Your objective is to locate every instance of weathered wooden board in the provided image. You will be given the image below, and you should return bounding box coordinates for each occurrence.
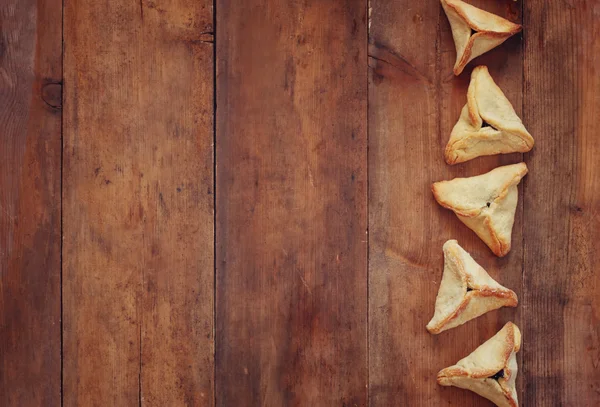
[0,0,62,405]
[215,0,368,405]
[522,1,600,405]
[63,0,214,405]
[368,0,524,405]
[3,0,599,405]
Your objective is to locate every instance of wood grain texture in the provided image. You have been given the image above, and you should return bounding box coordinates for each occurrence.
[523,1,600,405]
[215,0,367,405]
[63,0,214,405]
[0,0,62,405]
[3,0,598,405]
[368,0,523,405]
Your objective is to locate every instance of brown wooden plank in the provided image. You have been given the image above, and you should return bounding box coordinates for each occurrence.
[215,0,367,405]
[522,1,600,405]
[63,0,214,405]
[368,0,524,405]
[0,0,62,405]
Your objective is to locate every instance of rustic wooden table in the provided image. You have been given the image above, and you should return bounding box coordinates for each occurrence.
[1,0,598,405]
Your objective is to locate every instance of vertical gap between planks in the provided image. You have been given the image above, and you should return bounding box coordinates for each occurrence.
[365,0,370,405]
[520,0,526,401]
[212,0,217,405]
[60,0,65,404]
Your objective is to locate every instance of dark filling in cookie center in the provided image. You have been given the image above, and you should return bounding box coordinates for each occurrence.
[489,370,505,381]
[470,28,477,37]
[486,202,491,207]
[466,287,473,292]
[481,120,496,129]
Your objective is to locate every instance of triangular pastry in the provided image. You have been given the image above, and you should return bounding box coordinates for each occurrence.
[441,0,522,75]
[445,66,534,165]
[432,163,527,257]
[427,240,517,334]
[438,322,521,407]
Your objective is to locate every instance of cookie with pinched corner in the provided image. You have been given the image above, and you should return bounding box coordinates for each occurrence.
[441,0,522,75]
[432,163,528,257]
[438,322,521,407]
[445,66,534,165]
[426,240,517,334]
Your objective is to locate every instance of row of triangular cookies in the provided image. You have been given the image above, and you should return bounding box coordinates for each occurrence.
[436,0,532,258]
[437,0,532,257]
[428,241,521,407]
[441,0,533,167]
[427,1,529,406]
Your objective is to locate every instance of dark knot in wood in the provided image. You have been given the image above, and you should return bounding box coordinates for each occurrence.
[41,83,62,109]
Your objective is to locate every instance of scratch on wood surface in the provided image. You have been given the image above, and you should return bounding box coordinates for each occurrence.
[260,337,279,407]
[383,247,429,270]
[368,3,372,34]
[158,192,169,216]
[181,32,214,48]
[197,32,215,44]
[368,43,433,85]
[308,166,315,188]
[139,0,143,21]
[295,269,312,295]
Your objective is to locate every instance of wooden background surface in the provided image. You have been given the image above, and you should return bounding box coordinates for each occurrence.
[1,0,598,405]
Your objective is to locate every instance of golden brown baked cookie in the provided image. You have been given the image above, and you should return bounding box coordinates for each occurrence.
[432,163,528,257]
[438,322,521,407]
[441,0,522,75]
[445,66,534,165]
[427,240,517,334]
